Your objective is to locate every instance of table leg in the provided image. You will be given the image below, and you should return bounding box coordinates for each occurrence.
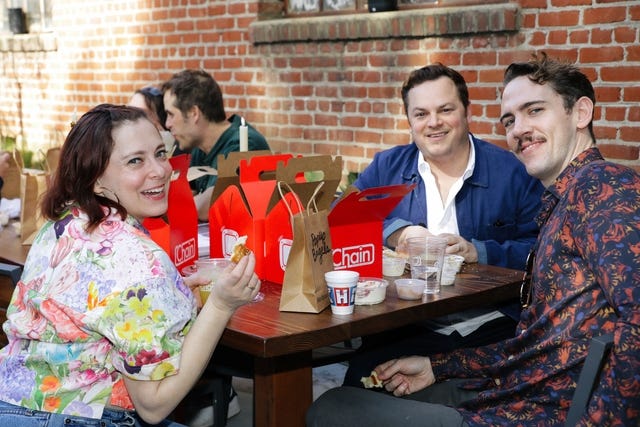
[253,351,313,427]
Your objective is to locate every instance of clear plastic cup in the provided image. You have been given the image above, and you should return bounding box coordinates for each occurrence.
[194,258,231,303]
[405,236,447,294]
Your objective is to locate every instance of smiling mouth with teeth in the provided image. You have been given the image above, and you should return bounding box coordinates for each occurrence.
[143,187,165,196]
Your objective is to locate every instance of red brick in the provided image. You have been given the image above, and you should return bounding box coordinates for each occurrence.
[579,46,624,63]
[601,66,640,82]
[604,107,627,121]
[368,87,398,99]
[355,130,382,144]
[584,6,627,24]
[339,143,367,158]
[342,117,366,128]
[468,87,497,102]
[358,102,373,114]
[628,45,640,62]
[599,143,640,159]
[529,31,546,46]
[469,121,494,135]
[551,0,591,5]
[614,26,638,43]
[591,28,613,44]
[328,129,355,143]
[478,69,505,84]
[429,52,462,66]
[538,11,580,27]
[367,116,396,130]
[594,126,618,140]
[620,128,640,144]
[462,52,497,66]
[548,30,568,45]
[315,114,338,127]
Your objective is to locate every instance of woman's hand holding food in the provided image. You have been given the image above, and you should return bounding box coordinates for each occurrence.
[375,356,436,397]
[208,252,261,313]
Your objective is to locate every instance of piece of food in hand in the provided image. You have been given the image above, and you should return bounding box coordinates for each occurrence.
[361,370,383,389]
[230,235,251,263]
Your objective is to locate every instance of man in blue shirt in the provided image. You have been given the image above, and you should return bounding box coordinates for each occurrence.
[343,64,544,387]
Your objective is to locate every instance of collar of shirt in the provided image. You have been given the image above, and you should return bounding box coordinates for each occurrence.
[536,147,604,229]
[417,134,476,235]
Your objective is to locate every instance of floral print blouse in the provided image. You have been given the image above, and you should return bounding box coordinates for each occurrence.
[0,207,197,419]
[431,148,640,426]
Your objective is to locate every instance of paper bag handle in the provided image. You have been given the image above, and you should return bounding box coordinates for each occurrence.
[277,181,303,219]
[306,181,325,213]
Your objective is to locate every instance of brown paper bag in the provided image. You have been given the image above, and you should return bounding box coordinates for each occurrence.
[43,147,61,177]
[20,170,49,244]
[14,148,58,244]
[279,182,333,313]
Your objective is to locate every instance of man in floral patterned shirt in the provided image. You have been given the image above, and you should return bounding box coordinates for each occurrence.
[307,53,639,426]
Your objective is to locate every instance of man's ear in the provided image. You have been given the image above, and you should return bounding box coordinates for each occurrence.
[189,105,201,123]
[575,96,594,131]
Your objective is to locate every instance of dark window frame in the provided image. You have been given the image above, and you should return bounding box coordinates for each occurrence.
[285,0,508,18]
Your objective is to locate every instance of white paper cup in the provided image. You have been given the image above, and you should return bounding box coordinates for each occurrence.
[441,255,465,286]
[325,270,359,315]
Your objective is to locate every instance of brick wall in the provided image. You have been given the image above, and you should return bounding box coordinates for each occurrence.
[0,0,638,177]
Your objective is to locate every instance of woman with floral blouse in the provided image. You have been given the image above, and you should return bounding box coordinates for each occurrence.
[0,104,261,426]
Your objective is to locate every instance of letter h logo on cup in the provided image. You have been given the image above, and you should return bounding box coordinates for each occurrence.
[325,270,359,315]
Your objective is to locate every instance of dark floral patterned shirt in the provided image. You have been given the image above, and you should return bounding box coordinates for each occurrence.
[431,148,640,426]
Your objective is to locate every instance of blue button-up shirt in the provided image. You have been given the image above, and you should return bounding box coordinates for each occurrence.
[354,135,544,270]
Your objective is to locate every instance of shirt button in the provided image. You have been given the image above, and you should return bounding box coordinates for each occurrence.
[494,378,501,386]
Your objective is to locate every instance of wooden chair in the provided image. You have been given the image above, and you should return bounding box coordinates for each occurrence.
[565,333,615,427]
[0,262,22,347]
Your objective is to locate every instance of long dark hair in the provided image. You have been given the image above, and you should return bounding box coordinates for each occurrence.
[41,104,148,231]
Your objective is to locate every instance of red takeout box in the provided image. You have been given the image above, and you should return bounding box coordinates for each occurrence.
[143,154,199,271]
[208,152,342,283]
[328,184,415,278]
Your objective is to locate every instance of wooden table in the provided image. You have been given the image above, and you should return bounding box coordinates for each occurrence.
[0,223,30,266]
[0,227,521,426]
[0,224,29,346]
[221,264,522,427]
